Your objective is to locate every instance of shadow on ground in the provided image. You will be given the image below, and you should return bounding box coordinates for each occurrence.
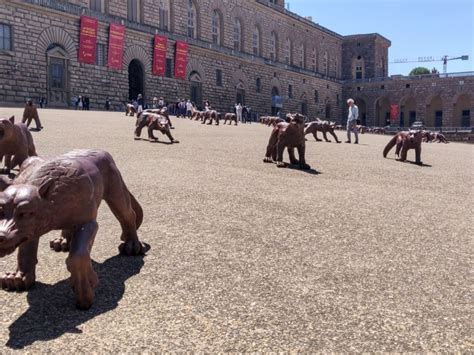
[287,165,321,175]
[384,157,432,167]
[6,255,146,349]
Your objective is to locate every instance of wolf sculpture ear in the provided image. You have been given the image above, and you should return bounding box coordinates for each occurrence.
[9,116,15,124]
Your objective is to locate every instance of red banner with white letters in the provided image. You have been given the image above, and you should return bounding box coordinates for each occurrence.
[153,35,167,76]
[390,104,399,121]
[174,41,188,80]
[78,16,98,64]
[107,23,125,70]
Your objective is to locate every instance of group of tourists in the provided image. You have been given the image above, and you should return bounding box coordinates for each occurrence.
[233,103,253,123]
[74,95,91,110]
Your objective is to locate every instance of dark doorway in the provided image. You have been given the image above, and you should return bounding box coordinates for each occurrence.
[409,111,417,126]
[461,110,470,127]
[189,71,203,109]
[191,82,202,108]
[325,104,331,119]
[128,59,144,101]
[236,89,246,106]
[301,101,308,116]
[435,110,443,127]
[400,112,405,127]
[47,44,69,107]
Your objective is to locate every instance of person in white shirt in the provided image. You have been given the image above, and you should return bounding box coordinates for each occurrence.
[158,97,165,109]
[186,100,193,118]
[235,103,243,122]
[346,98,359,144]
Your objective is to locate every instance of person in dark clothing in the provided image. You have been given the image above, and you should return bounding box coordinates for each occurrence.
[242,106,248,124]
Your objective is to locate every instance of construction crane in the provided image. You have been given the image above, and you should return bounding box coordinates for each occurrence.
[390,55,469,74]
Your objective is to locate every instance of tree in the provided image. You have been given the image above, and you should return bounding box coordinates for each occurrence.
[409,67,431,76]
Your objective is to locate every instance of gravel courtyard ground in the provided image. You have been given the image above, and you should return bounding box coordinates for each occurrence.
[0,108,472,352]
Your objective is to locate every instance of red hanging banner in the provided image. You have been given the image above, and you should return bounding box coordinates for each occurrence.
[78,16,98,64]
[390,104,399,121]
[174,41,188,80]
[153,35,168,76]
[107,23,125,70]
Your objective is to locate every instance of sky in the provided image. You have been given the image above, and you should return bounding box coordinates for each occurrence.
[287,0,474,75]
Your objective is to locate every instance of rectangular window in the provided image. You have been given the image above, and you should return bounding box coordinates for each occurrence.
[165,58,173,78]
[159,9,169,31]
[96,43,106,66]
[288,85,293,99]
[0,24,12,51]
[90,0,104,12]
[216,69,222,87]
[128,0,141,22]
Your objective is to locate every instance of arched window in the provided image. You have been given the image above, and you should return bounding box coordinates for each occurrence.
[187,0,197,39]
[159,0,170,31]
[311,47,317,72]
[270,31,278,61]
[314,89,319,103]
[299,43,305,68]
[285,38,291,65]
[127,0,141,22]
[90,0,105,12]
[211,10,223,45]
[256,78,261,93]
[233,18,242,51]
[252,26,261,56]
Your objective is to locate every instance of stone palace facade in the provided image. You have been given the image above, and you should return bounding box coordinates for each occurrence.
[0,0,472,127]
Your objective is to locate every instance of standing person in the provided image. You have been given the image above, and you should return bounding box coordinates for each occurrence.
[247,106,252,124]
[178,99,184,117]
[175,99,180,116]
[105,97,111,111]
[346,98,359,144]
[242,105,248,124]
[181,99,187,117]
[186,99,193,118]
[152,97,159,109]
[204,100,210,112]
[235,103,243,123]
[78,96,83,110]
[22,98,43,131]
[158,97,165,109]
[137,94,144,114]
[39,96,45,109]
